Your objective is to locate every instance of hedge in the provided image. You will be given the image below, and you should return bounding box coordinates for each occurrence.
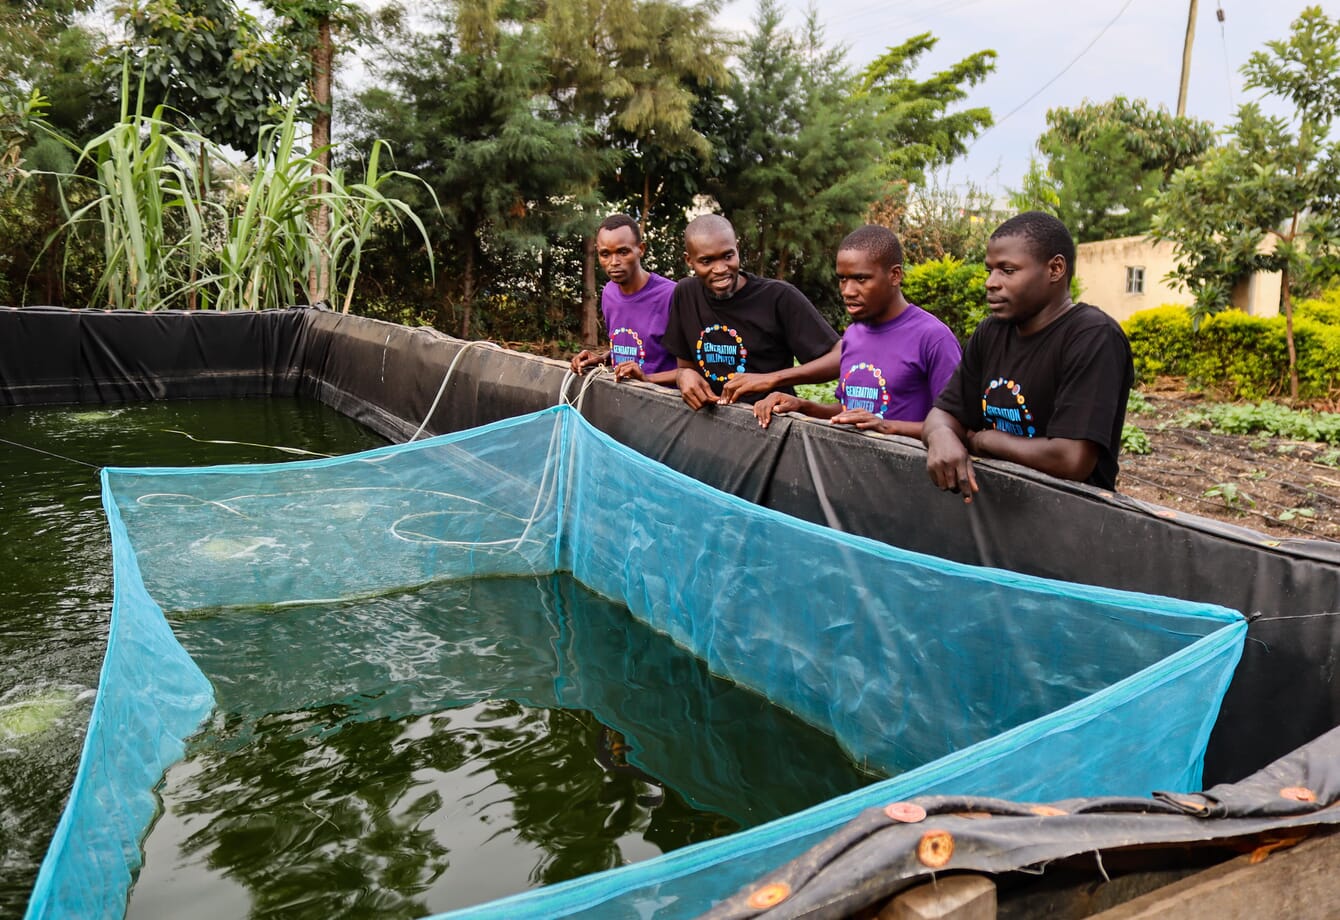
[902,256,988,341]
[1123,305,1195,381]
[1123,304,1340,399]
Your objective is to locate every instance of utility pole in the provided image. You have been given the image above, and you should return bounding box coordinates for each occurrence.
[1177,0,1199,116]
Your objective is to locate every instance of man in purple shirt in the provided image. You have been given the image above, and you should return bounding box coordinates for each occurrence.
[570,214,678,385]
[753,225,961,438]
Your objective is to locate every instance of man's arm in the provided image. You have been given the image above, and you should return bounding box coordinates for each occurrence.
[570,349,608,375]
[967,429,1099,482]
[752,391,841,428]
[832,408,925,438]
[613,362,680,387]
[923,407,977,503]
[674,359,719,410]
[719,341,841,405]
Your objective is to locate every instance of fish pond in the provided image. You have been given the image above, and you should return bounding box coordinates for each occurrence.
[0,399,387,915]
[0,399,878,919]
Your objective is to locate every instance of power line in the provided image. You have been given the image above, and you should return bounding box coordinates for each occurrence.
[976,0,1140,138]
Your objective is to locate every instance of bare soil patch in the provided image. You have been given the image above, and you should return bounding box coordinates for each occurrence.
[1119,387,1340,543]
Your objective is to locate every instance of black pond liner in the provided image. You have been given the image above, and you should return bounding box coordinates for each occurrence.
[4,304,1339,915]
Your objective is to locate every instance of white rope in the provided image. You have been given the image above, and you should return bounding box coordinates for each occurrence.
[409,340,502,442]
[558,364,608,411]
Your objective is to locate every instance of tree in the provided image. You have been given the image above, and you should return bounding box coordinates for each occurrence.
[856,33,995,185]
[1011,96,1215,243]
[115,0,307,153]
[1150,6,1340,400]
[707,0,885,318]
[0,89,66,304]
[0,0,118,144]
[346,2,595,337]
[114,0,310,307]
[868,177,997,266]
[267,0,370,305]
[707,1,997,320]
[0,1,116,304]
[542,0,731,345]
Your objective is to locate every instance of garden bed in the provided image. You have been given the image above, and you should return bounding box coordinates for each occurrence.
[1121,385,1340,542]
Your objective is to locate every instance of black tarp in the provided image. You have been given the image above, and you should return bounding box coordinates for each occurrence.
[700,724,1340,920]
[3,305,1338,789]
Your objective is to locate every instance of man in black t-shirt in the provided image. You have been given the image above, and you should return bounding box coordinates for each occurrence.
[661,214,840,409]
[923,211,1134,496]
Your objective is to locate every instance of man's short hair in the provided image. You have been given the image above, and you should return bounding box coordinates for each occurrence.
[991,211,1075,281]
[598,213,642,243]
[684,213,735,244]
[838,225,903,270]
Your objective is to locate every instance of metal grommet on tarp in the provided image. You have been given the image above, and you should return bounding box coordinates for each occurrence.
[885,802,927,823]
[1280,786,1317,803]
[916,830,955,868]
[745,881,791,910]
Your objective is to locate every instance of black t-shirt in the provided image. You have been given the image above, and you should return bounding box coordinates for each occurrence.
[934,303,1134,490]
[662,272,840,402]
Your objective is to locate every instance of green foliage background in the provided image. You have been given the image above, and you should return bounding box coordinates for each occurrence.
[0,0,1002,344]
[1123,302,1340,401]
[901,256,987,341]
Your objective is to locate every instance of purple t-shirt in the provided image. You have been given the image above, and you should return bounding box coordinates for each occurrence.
[836,304,962,421]
[602,272,676,375]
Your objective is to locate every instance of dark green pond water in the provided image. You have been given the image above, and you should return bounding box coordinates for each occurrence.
[0,399,387,917]
[127,575,877,919]
[1,399,879,919]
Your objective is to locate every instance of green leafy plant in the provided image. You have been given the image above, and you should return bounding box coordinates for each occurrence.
[1203,482,1254,509]
[1148,7,1340,398]
[1123,304,1340,399]
[793,382,839,405]
[214,100,434,312]
[1296,288,1340,326]
[44,66,433,312]
[1176,401,1340,445]
[1010,96,1215,244]
[1126,389,1152,415]
[54,68,213,310]
[1121,422,1151,455]
[1279,506,1316,522]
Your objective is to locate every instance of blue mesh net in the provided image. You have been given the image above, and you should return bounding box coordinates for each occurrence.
[26,406,1245,919]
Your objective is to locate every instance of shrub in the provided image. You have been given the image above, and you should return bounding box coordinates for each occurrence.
[794,381,838,405]
[902,256,988,341]
[1189,312,1340,400]
[1187,311,1288,398]
[1122,302,1340,399]
[1122,305,1194,383]
[1296,287,1340,326]
[1293,319,1340,399]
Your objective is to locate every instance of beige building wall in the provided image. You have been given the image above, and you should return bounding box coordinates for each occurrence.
[1075,235,1280,324]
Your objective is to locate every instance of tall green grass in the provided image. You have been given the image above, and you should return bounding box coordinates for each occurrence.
[59,68,212,310]
[50,68,433,312]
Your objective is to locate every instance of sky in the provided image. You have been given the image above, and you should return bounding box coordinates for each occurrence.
[716,0,1327,199]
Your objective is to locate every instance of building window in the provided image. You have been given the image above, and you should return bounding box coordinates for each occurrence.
[1125,266,1145,295]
